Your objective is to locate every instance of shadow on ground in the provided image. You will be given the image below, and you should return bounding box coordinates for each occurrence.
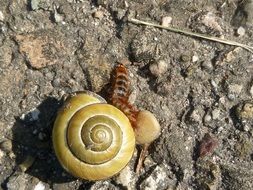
[11,97,77,183]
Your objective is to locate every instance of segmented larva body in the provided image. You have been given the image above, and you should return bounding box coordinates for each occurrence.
[110,64,139,127]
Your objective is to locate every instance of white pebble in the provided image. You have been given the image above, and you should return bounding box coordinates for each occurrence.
[34,182,45,190]
[249,84,253,97]
[192,55,199,62]
[212,109,220,120]
[149,60,168,77]
[0,11,4,21]
[115,166,135,189]
[204,114,212,123]
[228,84,243,95]
[237,26,245,37]
[161,16,172,27]
[20,114,26,120]
[0,149,4,163]
[210,80,218,89]
[243,125,250,132]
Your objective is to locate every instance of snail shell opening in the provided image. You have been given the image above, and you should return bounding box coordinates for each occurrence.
[53,91,135,181]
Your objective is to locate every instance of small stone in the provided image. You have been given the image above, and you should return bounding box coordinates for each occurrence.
[180,54,191,62]
[30,0,39,10]
[21,108,40,122]
[7,173,28,190]
[90,181,117,190]
[210,80,218,90]
[0,139,12,153]
[9,152,15,159]
[199,133,218,158]
[202,12,223,34]
[201,61,213,72]
[0,11,4,21]
[192,55,199,62]
[243,124,250,132]
[54,11,64,23]
[30,109,40,121]
[38,132,46,141]
[236,101,253,120]
[227,94,235,101]
[204,114,212,123]
[140,165,169,190]
[228,84,243,99]
[161,16,172,27]
[237,26,246,36]
[93,10,104,19]
[0,149,4,162]
[212,109,220,120]
[229,84,243,94]
[191,109,201,123]
[249,83,253,97]
[115,166,135,189]
[34,182,45,190]
[149,60,168,77]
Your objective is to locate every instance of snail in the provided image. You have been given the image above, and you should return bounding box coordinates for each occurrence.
[53,63,161,180]
[53,91,135,181]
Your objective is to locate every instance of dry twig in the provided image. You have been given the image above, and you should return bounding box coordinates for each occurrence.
[128,18,253,53]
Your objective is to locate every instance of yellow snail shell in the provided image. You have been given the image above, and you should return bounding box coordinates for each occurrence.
[53,91,135,181]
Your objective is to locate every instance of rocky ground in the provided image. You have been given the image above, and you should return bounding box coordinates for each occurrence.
[0,0,253,189]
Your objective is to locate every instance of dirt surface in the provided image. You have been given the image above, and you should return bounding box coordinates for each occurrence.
[0,0,253,189]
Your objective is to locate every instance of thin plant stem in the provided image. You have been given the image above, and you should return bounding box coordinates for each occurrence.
[135,143,150,174]
[129,18,253,53]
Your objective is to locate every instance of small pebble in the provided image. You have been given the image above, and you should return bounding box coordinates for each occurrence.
[161,16,172,27]
[0,11,4,21]
[210,80,218,90]
[201,61,213,72]
[191,109,201,123]
[180,54,191,62]
[199,133,218,158]
[249,83,253,97]
[243,125,250,132]
[115,166,135,189]
[30,0,39,10]
[54,7,64,23]
[192,55,199,62]
[149,60,168,77]
[34,182,45,190]
[38,132,46,141]
[228,84,243,96]
[140,165,168,190]
[204,114,212,123]
[237,26,246,36]
[237,102,253,120]
[93,10,104,19]
[0,139,12,153]
[31,109,40,121]
[0,149,4,162]
[7,173,27,190]
[212,109,220,120]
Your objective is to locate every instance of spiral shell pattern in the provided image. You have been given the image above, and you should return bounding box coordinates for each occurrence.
[53,91,135,181]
